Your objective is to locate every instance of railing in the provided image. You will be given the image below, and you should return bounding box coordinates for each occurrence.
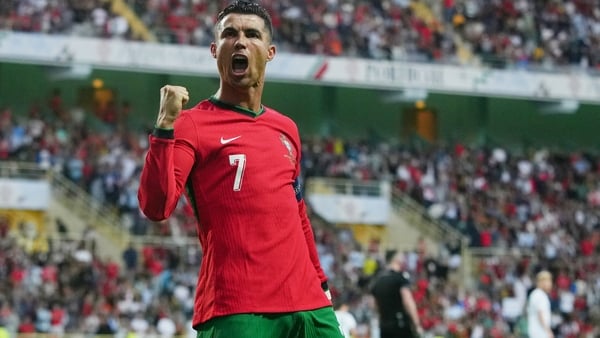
[304,177,390,197]
[305,176,474,286]
[467,246,537,268]
[0,161,48,179]
[304,176,468,244]
[390,187,473,286]
[49,167,128,245]
[49,166,200,248]
[107,0,157,42]
[0,161,129,245]
[0,161,202,251]
[391,188,466,243]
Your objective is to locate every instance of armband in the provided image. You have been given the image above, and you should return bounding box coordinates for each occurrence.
[293,177,303,202]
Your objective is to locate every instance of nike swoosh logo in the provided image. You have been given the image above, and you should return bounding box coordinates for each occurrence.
[220,135,242,144]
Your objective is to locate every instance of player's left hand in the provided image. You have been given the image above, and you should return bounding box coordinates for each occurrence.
[322,281,332,301]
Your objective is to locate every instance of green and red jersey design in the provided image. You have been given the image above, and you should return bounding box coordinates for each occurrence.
[138,98,330,327]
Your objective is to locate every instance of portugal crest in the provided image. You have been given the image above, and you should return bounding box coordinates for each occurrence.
[279,134,296,165]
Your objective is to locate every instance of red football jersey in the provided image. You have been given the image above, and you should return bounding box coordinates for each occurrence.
[138,98,330,326]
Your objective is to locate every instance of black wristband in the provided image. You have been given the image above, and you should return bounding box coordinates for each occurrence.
[152,127,174,139]
[321,281,329,291]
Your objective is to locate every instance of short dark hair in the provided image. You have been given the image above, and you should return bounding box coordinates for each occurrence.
[216,0,273,39]
[385,249,398,264]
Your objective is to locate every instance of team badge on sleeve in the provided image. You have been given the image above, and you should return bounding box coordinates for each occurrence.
[279,134,296,165]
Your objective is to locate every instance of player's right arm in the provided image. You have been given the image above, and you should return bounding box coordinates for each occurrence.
[138,85,195,221]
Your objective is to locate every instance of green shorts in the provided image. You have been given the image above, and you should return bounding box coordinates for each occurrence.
[195,306,344,338]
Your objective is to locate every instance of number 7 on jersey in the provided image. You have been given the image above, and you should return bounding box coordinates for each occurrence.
[228,154,246,191]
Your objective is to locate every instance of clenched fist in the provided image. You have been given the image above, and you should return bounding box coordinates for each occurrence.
[156,85,190,129]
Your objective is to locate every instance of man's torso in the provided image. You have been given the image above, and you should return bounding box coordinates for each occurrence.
[174,99,329,325]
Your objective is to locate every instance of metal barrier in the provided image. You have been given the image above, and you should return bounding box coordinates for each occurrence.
[0,161,48,179]
[0,161,128,248]
[305,176,473,287]
[0,161,199,251]
[390,187,472,287]
[390,188,466,243]
[49,168,128,246]
[304,177,390,197]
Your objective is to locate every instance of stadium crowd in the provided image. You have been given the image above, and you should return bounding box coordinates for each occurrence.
[1,0,600,336]
[1,0,600,69]
[1,88,600,337]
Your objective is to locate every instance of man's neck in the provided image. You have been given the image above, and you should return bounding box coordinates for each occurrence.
[388,264,401,272]
[214,86,263,113]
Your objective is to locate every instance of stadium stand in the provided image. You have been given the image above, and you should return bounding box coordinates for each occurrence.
[1,1,600,337]
[1,94,599,336]
[1,0,600,68]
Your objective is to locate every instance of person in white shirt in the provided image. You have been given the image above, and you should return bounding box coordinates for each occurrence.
[527,270,554,338]
[334,301,357,338]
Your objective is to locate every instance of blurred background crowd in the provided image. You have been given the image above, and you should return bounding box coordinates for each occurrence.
[1,89,600,337]
[1,1,600,338]
[1,0,600,69]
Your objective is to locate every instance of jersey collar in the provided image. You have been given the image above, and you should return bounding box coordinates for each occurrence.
[209,96,266,118]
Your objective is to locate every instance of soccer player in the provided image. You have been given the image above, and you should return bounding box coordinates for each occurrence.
[137,1,343,337]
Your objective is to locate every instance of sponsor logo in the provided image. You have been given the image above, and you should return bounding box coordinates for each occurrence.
[220,135,242,144]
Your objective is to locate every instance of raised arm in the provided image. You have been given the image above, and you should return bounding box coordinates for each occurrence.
[137,85,195,221]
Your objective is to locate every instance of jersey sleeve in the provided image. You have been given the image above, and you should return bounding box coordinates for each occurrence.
[297,196,328,284]
[292,135,328,285]
[138,113,197,221]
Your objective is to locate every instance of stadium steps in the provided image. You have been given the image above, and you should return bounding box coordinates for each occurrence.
[390,189,472,285]
[410,0,437,26]
[305,177,472,285]
[47,170,130,262]
[390,188,466,245]
[0,162,128,262]
[105,0,157,42]
[386,200,434,252]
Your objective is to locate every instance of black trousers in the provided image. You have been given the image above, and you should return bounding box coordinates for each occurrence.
[380,326,417,338]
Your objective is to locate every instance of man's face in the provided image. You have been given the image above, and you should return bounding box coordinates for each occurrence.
[211,13,276,89]
[541,277,553,293]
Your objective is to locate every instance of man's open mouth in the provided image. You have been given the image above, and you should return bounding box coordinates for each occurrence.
[232,55,248,74]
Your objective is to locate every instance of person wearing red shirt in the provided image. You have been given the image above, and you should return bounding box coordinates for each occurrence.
[556,270,571,290]
[17,316,36,334]
[579,236,594,256]
[137,1,340,337]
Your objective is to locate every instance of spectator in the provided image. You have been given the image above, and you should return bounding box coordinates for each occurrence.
[334,300,358,338]
[3,0,600,68]
[527,270,554,338]
[122,241,138,273]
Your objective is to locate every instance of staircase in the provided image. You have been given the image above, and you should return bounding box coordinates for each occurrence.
[104,0,157,42]
[305,176,473,287]
[0,161,130,262]
[49,167,200,251]
[48,169,130,261]
[410,0,437,26]
[391,188,472,287]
